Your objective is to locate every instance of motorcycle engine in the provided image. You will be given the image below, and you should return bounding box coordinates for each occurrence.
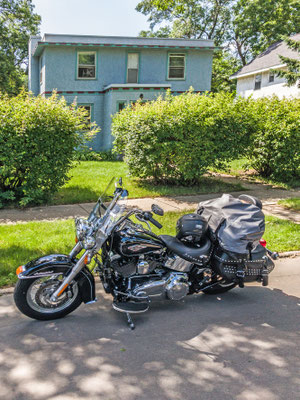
[110,254,190,301]
[132,272,189,301]
[110,254,158,278]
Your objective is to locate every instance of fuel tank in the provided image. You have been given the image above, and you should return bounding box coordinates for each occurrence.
[113,227,164,256]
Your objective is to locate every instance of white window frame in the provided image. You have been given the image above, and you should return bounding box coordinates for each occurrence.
[127,53,139,84]
[77,51,96,80]
[168,53,186,80]
[39,56,43,85]
[269,71,275,83]
[254,74,262,90]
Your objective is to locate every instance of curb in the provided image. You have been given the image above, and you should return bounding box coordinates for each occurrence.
[278,250,300,258]
[1,251,299,296]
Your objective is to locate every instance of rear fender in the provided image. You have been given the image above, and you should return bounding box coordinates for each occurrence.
[18,254,96,303]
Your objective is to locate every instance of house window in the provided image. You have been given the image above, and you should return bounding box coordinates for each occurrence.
[127,53,139,83]
[117,101,126,112]
[77,52,96,79]
[79,105,92,125]
[40,56,43,84]
[269,71,275,83]
[254,74,262,90]
[168,53,185,79]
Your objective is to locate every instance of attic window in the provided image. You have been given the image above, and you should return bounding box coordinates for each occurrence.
[254,74,261,90]
[77,52,96,79]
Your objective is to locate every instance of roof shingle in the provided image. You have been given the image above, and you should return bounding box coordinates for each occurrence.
[231,33,300,78]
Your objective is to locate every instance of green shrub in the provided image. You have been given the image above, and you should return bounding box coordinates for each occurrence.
[0,92,98,207]
[247,96,300,183]
[112,91,254,184]
[74,146,119,162]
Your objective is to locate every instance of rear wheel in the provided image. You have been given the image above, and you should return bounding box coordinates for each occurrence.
[14,275,82,320]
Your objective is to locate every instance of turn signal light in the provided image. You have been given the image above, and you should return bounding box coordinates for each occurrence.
[260,239,267,247]
[75,237,78,243]
[84,254,90,265]
[16,266,25,276]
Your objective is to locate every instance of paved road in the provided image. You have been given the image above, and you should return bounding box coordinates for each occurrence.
[0,257,299,400]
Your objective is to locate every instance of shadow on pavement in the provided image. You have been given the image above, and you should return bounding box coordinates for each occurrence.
[0,283,299,400]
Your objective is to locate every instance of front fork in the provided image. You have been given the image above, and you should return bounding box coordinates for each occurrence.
[50,242,89,301]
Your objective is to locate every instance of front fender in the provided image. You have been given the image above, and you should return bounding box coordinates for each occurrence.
[18,254,96,304]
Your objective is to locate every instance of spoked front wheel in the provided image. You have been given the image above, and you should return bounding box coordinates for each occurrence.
[14,275,82,320]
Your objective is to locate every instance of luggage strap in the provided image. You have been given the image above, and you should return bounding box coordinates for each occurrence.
[236,261,246,288]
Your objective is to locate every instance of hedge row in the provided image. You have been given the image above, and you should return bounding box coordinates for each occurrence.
[0,92,97,207]
[112,92,300,184]
[247,96,299,182]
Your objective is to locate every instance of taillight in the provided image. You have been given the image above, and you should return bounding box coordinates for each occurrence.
[260,239,267,247]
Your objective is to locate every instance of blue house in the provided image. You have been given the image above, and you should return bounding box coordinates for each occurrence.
[28,34,216,150]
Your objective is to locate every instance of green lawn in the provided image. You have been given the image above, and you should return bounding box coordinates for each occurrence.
[278,198,300,212]
[52,161,244,205]
[211,158,248,175]
[213,158,300,189]
[1,213,299,288]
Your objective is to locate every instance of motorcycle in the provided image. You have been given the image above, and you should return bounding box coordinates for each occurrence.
[14,178,278,329]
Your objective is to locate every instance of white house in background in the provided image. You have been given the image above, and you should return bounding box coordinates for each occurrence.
[230,33,300,99]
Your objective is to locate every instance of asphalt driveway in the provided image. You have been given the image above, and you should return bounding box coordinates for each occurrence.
[0,257,299,400]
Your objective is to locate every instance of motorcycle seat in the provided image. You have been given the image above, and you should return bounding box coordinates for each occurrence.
[159,235,212,265]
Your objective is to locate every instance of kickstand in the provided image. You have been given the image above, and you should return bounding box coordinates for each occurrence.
[126,313,135,330]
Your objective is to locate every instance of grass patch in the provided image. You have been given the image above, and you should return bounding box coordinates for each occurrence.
[211,158,300,189]
[278,198,300,212]
[211,158,248,175]
[52,161,244,205]
[1,213,299,288]
[263,216,300,252]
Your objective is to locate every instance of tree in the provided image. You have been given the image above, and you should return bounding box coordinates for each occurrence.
[232,0,300,65]
[136,0,300,65]
[0,0,41,95]
[136,0,233,46]
[273,36,300,86]
[211,51,241,93]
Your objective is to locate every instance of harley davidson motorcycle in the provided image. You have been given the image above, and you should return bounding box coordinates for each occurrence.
[14,178,278,329]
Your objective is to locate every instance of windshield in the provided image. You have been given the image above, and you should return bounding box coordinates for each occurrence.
[96,178,128,236]
[98,177,116,204]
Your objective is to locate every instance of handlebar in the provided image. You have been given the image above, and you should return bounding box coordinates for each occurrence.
[143,212,162,229]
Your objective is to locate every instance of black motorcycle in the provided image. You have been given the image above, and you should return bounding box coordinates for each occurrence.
[14,178,278,329]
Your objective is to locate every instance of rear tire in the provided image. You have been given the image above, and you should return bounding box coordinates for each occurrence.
[14,277,82,321]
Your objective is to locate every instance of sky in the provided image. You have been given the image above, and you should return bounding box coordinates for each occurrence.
[31,0,150,37]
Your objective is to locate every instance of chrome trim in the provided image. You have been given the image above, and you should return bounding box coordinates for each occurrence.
[69,242,83,258]
[112,302,149,314]
[86,299,98,305]
[18,272,62,280]
[50,251,89,301]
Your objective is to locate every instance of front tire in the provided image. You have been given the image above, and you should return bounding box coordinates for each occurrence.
[14,276,82,320]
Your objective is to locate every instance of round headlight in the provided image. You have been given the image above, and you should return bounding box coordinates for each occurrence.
[82,235,96,249]
[75,218,91,240]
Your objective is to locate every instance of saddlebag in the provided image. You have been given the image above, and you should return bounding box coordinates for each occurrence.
[211,244,275,287]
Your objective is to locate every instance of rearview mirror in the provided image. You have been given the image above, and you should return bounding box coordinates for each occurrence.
[115,177,123,188]
[151,204,164,216]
